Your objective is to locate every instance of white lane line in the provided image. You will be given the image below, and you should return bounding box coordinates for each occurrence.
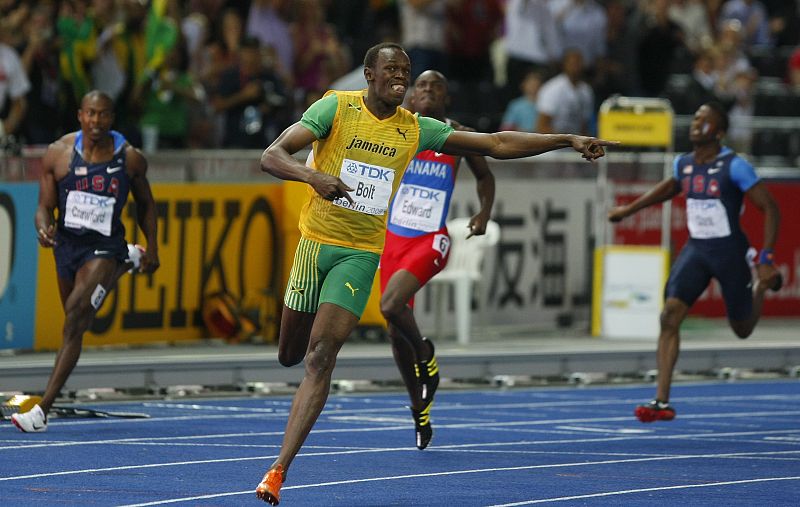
[3,423,800,452]
[40,392,800,421]
[2,394,799,432]
[115,453,800,507]
[485,476,800,506]
[2,443,798,484]
[3,405,800,434]
[555,426,651,434]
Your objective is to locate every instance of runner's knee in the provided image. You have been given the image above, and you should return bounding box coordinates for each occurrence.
[304,340,340,379]
[659,305,683,332]
[379,292,405,321]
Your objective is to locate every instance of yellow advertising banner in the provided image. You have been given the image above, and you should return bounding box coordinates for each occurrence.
[34,183,284,350]
[598,110,673,147]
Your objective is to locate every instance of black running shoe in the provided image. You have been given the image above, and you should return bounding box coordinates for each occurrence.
[635,399,676,423]
[417,338,439,405]
[411,401,433,450]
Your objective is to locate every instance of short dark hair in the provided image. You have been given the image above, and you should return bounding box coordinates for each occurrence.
[363,42,405,69]
[704,101,729,133]
[80,90,114,109]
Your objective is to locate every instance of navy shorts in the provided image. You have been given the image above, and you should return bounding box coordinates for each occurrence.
[53,232,128,280]
[665,239,753,321]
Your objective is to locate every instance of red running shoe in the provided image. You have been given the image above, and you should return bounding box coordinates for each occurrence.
[635,400,676,422]
[256,465,284,505]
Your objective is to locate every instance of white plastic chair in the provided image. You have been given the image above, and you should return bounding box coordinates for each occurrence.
[428,218,501,345]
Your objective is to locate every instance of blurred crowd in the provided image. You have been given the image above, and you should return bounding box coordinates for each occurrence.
[1,0,799,155]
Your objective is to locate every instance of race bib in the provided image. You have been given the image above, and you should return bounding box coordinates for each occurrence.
[686,198,731,239]
[432,233,450,257]
[333,158,394,215]
[389,182,447,232]
[64,190,116,236]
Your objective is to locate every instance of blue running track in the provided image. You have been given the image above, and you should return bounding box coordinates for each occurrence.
[2,380,799,506]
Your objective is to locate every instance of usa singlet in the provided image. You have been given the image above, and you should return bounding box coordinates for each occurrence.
[57,130,130,242]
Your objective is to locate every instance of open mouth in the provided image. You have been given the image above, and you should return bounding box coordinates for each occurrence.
[390,83,407,95]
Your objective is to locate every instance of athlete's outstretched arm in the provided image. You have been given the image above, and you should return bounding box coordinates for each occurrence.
[260,122,354,204]
[440,130,617,161]
[608,178,681,222]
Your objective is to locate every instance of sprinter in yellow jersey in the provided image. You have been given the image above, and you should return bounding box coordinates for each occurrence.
[255,42,618,505]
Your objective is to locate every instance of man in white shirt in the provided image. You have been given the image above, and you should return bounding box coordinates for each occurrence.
[550,0,607,71]
[0,41,31,142]
[504,0,563,92]
[535,48,594,135]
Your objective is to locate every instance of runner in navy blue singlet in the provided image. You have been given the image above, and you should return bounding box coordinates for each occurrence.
[607,102,782,424]
[11,91,160,433]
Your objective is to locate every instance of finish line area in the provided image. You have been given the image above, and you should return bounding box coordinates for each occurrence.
[2,380,799,506]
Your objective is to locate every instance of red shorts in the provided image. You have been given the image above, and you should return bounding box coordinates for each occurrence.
[380,227,451,307]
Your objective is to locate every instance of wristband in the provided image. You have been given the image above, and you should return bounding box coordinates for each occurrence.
[758,248,774,265]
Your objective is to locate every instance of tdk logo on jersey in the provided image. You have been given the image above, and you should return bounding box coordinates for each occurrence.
[401,186,441,201]
[70,193,113,207]
[688,199,719,210]
[345,160,394,182]
[406,159,448,179]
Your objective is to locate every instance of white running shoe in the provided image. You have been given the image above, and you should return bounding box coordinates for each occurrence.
[11,404,48,432]
[127,244,145,273]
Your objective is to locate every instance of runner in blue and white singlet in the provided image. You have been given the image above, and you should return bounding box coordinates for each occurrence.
[607,102,782,424]
[11,91,159,434]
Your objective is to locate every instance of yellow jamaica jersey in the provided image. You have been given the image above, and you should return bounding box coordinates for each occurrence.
[298,90,453,253]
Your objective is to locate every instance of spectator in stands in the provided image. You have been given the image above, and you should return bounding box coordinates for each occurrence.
[0,27,31,146]
[398,0,448,80]
[201,8,245,90]
[445,0,503,84]
[179,7,210,79]
[290,0,349,108]
[713,20,754,103]
[636,0,686,97]
[503,0,563,93]
[684,49,726,114]
[0,0,30,53]
[536,48,593,136]
[550,0,607,73]
[210,37,287,149]
[500,70,542,132]
[668,0,713,55]
[139,40,205,149]
[246,0,294,86]
[592,0,635,104]
[764,0,800,46]
[20,2,60,145]
[91,0,125,103]
[719,0,772,48]
[727,69,757,154]
[57,0,98,133]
